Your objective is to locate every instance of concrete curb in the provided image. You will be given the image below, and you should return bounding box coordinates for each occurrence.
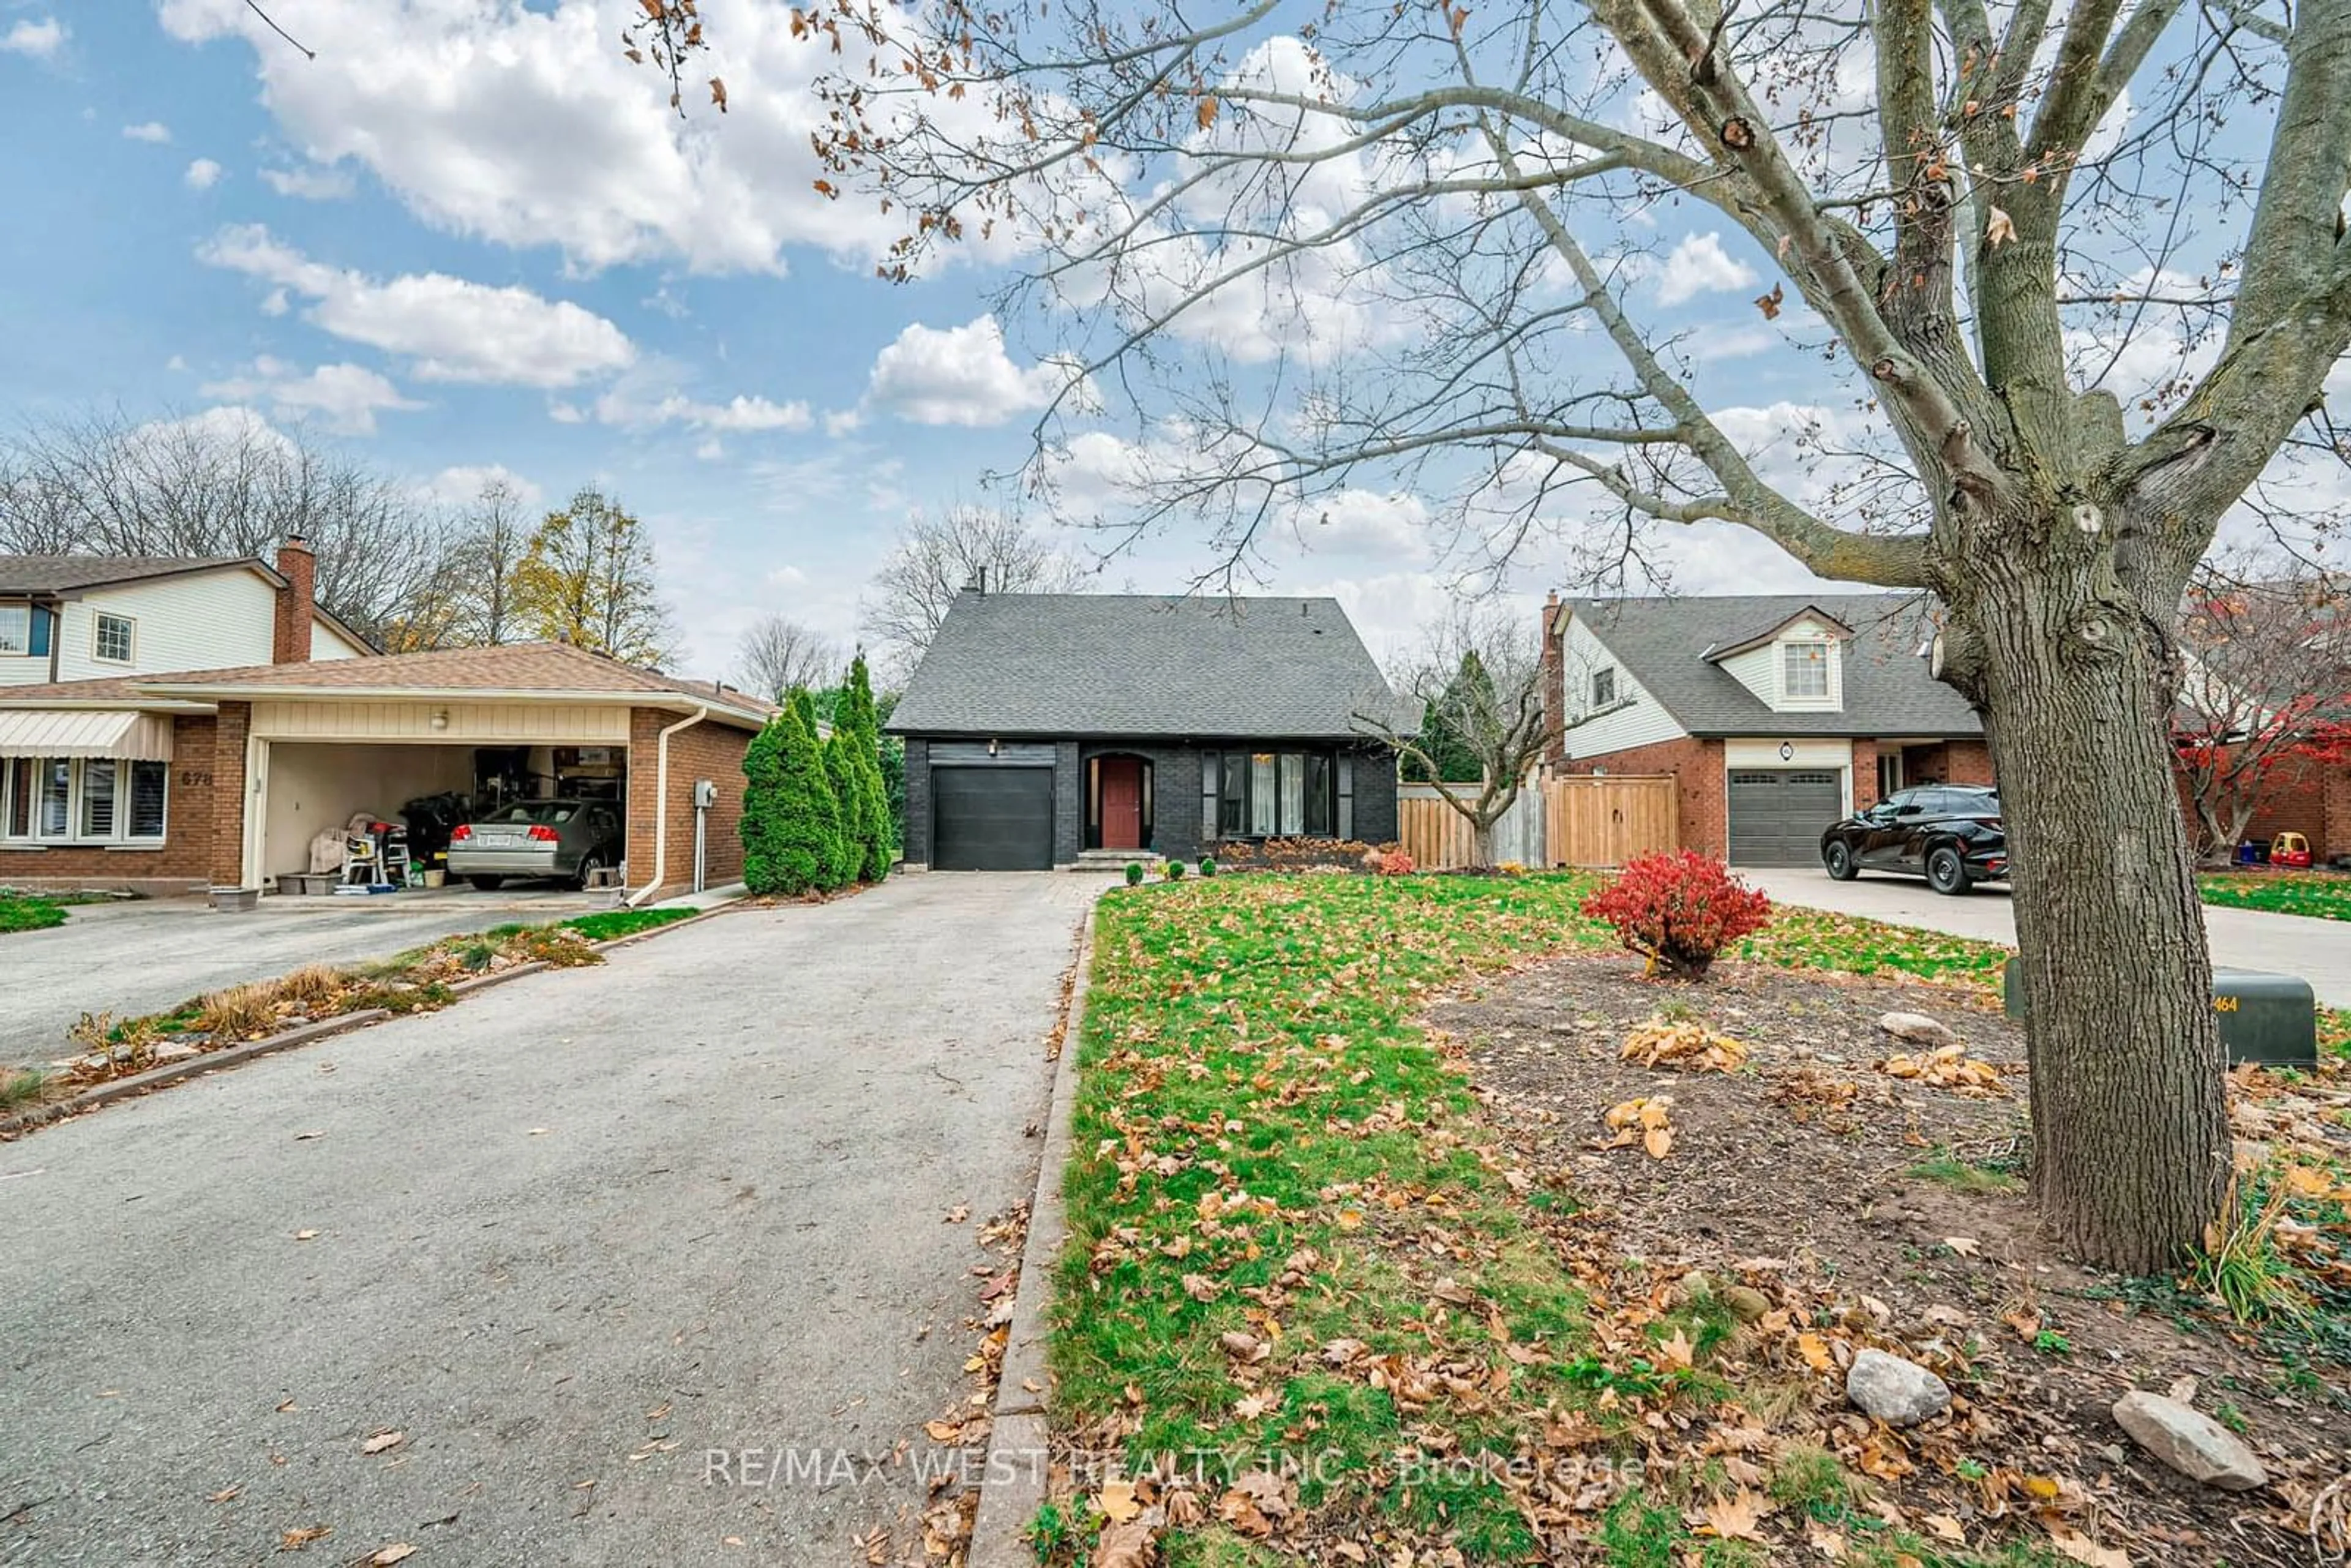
[968,906,1097,1568]
[0,898,748,1140]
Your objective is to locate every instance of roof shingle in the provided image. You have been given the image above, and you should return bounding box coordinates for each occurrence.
[0,555,264,593]
[1569,593,1981,737]
[887,593,1408,738]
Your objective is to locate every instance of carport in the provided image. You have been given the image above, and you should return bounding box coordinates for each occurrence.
[133,642,771,902]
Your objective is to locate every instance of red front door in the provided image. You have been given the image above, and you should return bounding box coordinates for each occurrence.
[1100,757,1144,850]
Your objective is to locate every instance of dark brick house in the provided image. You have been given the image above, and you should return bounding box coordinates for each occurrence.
[888,593,1411,869]
[1541,592,1993,866]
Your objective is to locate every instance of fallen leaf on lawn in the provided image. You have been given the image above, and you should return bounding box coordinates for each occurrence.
[979,1272,1018,1301]
[1796,1333,1836,1373]
[1095,1517,1156,1567]
[1098,1479,1142,1523]
[924,1420,964,1443]
[1217,1493,1273,1539]
[280,1525,331,1550]
[2004,1309,2042,1340]
[1925,1513,1967,1543]
[361,1430,404,1455]
[1335,1207,1363,1231]
[2165,1375,2197,1406]
[1807,1521,1847,1559]
[1942,1236,1979,1257]
[2047,1528,2130,1567]
[1697,1488,1768,1540]
[1644,1122,1674,1160]
[1181,1274,1220,1303]
[208,1487,239,1503]
[293,1230,319,1242]
[1659,1328,1695,1370]
[1219,1330,1262,1360]
[366,1547,416,1566]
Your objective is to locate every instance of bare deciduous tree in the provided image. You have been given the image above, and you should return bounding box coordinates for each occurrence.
[448,477,532,647]
[861,505,1084,668]
[2175,556,2351,866]
[1354,607,1550,867]
[734,614,843,702]
[646,0,2351,1268]
[0,408,457,650]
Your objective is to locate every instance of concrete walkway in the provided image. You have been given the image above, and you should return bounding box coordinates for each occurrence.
[0,872,1096,1566]
[1744,869,2351,1009]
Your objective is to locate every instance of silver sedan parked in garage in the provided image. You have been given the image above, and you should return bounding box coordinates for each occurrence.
[446,800,624,890]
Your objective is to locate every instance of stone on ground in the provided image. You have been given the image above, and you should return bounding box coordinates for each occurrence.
[1845,1348,1951,1427]
[1876,1011,1958,1046]
[2112,1392,2268,1491]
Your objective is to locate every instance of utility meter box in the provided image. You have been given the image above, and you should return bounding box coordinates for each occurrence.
[2001,960,2316,1067]
[692,779,718,808]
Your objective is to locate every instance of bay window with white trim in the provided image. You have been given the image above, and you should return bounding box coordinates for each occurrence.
[0,757,170,845]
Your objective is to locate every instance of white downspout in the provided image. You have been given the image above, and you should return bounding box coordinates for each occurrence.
[626,704,708,907]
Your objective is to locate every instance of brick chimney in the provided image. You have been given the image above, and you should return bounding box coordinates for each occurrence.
[1539,591,1566,767]
[272,535,315,664]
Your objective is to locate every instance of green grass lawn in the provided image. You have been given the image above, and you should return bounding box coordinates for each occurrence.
[1056,873,2097,1567]
[2199,871,2351,922]
[0,893,70,936]
[558,904,699,942]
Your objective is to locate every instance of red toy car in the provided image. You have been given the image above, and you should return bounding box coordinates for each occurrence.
[2270,832,2313,869]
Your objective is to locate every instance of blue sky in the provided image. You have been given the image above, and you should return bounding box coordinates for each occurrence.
[1,0,2181,682]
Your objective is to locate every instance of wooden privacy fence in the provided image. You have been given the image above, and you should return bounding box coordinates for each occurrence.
[1395,774,1678,869]
[1543,773,1678,868]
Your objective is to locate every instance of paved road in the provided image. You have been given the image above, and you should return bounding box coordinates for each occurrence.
[2,890,607,1069]
[1745,869,2351,1008]
[0,873,1095,1566]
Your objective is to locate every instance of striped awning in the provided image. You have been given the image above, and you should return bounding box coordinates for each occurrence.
[0,709,176,760]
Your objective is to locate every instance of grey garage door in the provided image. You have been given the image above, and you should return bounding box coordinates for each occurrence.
[931,767,1054,871]
[1727,770,1845,866]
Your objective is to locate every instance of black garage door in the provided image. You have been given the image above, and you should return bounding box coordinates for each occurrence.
[1727,770,1845,866]
[931,767,1054,871]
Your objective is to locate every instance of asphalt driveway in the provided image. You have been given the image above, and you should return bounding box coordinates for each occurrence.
[2,889,609,1069]
[1744,869,2351,1009]
[0,872,1095,1566]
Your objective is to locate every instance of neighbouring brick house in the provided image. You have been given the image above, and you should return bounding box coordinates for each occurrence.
[888,592,1412,869]
[1541,592,1992,866]
[2,640,768,900]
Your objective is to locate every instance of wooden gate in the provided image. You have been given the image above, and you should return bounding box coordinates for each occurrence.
[1543,775,1678,867]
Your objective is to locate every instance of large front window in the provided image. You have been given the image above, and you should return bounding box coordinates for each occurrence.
[1215,749,1336,838]
[1,757,168,845]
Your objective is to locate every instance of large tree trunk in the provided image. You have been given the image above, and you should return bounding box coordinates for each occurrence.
[1948,552,2232,1273]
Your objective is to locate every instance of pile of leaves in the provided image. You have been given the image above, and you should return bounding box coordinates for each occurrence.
[1877,1045,2012,1097]
[1621,1016,1750,1074]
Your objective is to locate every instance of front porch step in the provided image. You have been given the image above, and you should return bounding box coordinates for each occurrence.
[1070,849,1163,873]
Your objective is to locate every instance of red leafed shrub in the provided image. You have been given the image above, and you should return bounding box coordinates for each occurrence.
[1580,852,1772,980]
[1377,850,1416,876]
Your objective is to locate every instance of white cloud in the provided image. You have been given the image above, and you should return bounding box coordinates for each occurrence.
[587,369,814,434]
[823,408,863,438]
[184,158,224,190]
[156,0,1017,276]
[198,224,636,388]
[424,463,543,507]
[122,121,173,144]
[694,437,726,462]
[865,316,1078,427]
[1654,232,1758,307]
[198,357,423,436]
[1,17,63,58]
[261,163,356,200]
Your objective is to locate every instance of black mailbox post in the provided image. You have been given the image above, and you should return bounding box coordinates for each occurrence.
[2000,961,2317,1068]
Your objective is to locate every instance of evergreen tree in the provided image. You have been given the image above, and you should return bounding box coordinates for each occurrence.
[1404,650,1493,783]
[841,655,894,880]
[738,704,842,896]
[819,729,865,890]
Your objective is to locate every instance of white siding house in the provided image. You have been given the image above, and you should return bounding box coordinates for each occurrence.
[48,569,282,683]
[1555,607,1689,758]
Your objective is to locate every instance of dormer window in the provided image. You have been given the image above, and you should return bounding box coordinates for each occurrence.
[1782,641,1830,700]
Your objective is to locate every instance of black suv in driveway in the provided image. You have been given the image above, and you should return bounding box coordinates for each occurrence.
[1819,784,2007,895]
